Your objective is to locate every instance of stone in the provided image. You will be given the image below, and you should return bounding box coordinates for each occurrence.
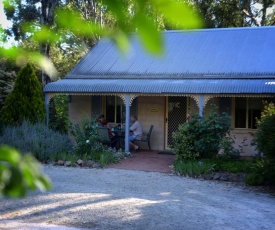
[228,174,238,182]
[42,159,48,164]
[76,159,83,166]
[92,163,102,168]
[57,160,64,166]
[213,173,221,180]
[220,174,230,181]
[65,161,72,167]
[204,173,214,180]
[83,160,95,168]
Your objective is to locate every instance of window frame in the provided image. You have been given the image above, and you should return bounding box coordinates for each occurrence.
[234,97,262,130]
[104,96,138,124]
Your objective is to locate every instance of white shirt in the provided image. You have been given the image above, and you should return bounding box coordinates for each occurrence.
[130,120,143,139]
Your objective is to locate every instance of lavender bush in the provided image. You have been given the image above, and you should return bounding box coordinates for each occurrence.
[0,120,73,161]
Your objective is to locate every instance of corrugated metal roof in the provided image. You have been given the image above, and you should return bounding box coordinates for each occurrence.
[66,27,275,79]
[44,79,275,94]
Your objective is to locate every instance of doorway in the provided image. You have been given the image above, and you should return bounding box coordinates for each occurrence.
[166,96,188,149]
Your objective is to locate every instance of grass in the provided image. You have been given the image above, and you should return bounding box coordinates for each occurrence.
[174,157,258,177]
[99,151,120,166]
[174,160,215,177]
[205,158,256,173]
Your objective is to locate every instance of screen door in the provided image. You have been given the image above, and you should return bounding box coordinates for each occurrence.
[166,96,187,148]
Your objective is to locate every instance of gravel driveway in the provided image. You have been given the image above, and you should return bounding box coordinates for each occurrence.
[0,165,275,230]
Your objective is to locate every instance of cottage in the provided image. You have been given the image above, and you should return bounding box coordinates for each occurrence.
[44,27,275,155]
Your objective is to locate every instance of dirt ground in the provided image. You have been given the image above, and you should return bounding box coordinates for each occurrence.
[0,165,275,230]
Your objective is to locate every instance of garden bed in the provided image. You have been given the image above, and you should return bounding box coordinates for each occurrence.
[173,159,275,194]
[42,150,131,169]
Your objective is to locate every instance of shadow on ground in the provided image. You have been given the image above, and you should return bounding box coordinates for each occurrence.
[0,166,275,230]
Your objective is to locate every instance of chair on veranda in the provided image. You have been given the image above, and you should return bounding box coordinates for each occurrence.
[97,127,117,147]
[134,125,154,151]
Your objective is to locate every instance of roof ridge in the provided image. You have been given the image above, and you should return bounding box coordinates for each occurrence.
[126,26,275,36]
[67,26,275,80]
[161,26,275,34]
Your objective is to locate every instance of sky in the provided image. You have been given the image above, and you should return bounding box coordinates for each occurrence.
[0,0,12,29]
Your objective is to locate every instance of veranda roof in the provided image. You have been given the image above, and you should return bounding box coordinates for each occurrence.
[44,79,275,94]
[44,26,275,95]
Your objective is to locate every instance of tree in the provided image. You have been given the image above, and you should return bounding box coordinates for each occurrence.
[3,0,58,86]
[0,58,19,110]
[192,0,275,28]
[0,70,16,111]
[0,63,45,125]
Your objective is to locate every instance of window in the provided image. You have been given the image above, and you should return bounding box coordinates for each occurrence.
[235,98,263,129]
[105,96,138,124]
[91,96,102,118]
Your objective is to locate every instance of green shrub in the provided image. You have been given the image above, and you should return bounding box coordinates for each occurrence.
[0,64,45,125]
[0,121,73,161]
[173,105,232,160]
[174,160,215,177]
[49,152,68,162]
[69,117,112,160]
[245,160,266,186]
[219,136,240,159]
[99,150,120,166]
[49,95,69,133]
[264,160,275,184]
[253,102,275,185]
[245,173,265,186]
[172,123,199,160]
[254,103,275,161]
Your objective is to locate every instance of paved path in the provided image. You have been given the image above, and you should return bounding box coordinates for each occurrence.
[0,166,275,230]
[109,151,175,173]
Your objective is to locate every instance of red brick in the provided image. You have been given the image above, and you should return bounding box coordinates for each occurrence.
[109,151,175,173]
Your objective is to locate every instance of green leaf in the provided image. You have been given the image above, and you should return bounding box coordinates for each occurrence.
[0,47,57,77]
[21,165,36,190]
[102,0,126,22]
[0,146,20,165]
[3,167,26,198]
[35,175,52,191]
[134,13,163,54]
[0,146,52,198]
[55,8,103,37]
[31,26,62,44]
[0,164,11,184]
[152,0,203,29]
[111,31,130,54]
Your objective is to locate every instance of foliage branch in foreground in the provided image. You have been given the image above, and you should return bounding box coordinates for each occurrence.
[0,145,51,198]
[0,0,202,76]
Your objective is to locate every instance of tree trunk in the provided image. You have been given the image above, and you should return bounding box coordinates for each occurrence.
[261,0,268,26]
[40,0,58,88]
